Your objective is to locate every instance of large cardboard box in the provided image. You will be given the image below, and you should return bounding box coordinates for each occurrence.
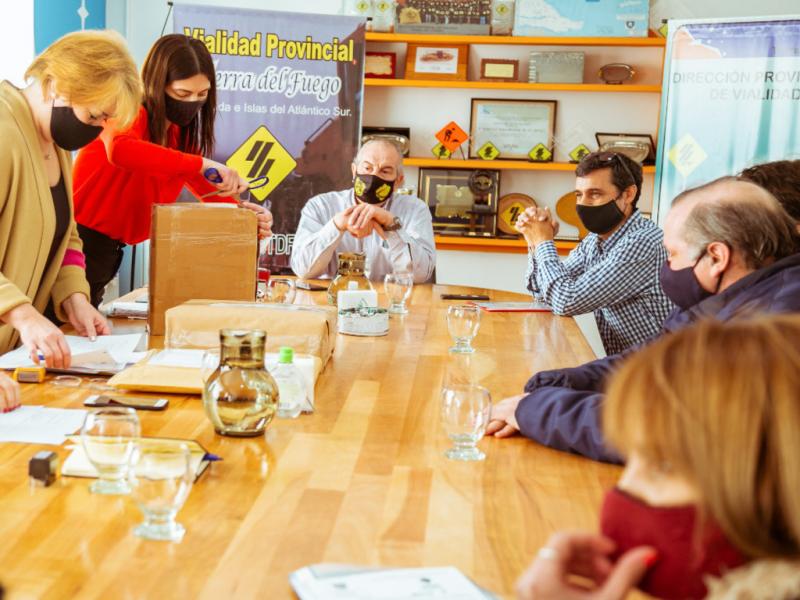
[149,205,258,336]
[164,300,338,367]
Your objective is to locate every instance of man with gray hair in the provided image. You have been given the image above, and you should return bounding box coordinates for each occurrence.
[291,140,435,282]
[485,176,800,462]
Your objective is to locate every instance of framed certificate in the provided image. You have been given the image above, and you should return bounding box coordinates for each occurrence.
[365,52,397,79]
[418,168,499,236]
[405,44,468,81]
[468,98,557,160]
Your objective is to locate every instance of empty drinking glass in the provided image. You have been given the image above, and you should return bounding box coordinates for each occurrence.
[446,304,481,353]
[384,272,414,314]
[266,277,296,304]
[80,407,140,495]
[440,384,492,461]
[129,442,194,542]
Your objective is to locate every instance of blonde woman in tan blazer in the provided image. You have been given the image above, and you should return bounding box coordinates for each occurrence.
[0,30,140,410]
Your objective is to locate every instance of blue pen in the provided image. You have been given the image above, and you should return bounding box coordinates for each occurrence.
[36,350,46,364]
[203,453,223,462]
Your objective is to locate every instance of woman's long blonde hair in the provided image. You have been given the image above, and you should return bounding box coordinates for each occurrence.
[25,29,141,129]
[604,315,800,559]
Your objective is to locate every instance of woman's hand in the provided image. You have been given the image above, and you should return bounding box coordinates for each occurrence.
[516,531,656,600]
[201,159,249,196]
[0,371,21,413]
[2,303,71,368]
[240,201,273,240]
[62,293,111,340]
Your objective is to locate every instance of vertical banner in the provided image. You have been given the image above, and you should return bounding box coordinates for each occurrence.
[654,17,800,223]
[34,0,105,53]
[173,5,365,273]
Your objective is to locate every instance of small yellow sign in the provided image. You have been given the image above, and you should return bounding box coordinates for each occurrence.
[569,144,591,162]
[226,125,296,203]
[431,142,452,159]
[500,201,527,231]
[477,141,500,160]
[668,134,708,178]
[528,143,552,162]
[658,22,668,38]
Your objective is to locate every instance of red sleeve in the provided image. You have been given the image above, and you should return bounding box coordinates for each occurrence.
[100,107,202,177]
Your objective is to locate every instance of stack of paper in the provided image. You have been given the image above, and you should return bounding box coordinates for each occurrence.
[0,406,87,445]
[0,334,145,372]
[290,565,497,600]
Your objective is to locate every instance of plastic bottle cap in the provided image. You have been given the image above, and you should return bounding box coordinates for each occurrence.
[348,281,358,290]
[278,346,294,363]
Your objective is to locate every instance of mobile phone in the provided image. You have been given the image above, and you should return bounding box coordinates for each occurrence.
[440,294,491,301]
[296,281,328,291]
[84,394,169,411]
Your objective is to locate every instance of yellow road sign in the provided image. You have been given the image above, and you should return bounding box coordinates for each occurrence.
[226,125,296,202]
[528,143,552,162]
[477,141,500,160]
[431,142,452,158]
[568,144,591,162]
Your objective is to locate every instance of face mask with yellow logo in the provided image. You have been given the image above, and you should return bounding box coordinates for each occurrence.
[353,173,395,205]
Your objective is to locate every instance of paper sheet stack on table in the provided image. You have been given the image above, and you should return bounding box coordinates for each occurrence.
[0,334,146,372]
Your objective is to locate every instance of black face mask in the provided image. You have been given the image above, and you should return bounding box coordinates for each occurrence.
[164,95,205,127]
[659,248,724,310]
[576,196,627,235]
[353,173,395,205]
[50,104,103,151]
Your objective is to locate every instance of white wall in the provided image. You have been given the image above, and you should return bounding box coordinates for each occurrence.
[0,0,34,86]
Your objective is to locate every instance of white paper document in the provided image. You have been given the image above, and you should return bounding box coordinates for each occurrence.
[0,406,87,445]
[147,349,207,369]
[0,334,144,370]
[290,565,496,600]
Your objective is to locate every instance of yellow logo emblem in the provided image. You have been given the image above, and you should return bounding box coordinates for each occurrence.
[375,183,392,201]
[528,143,552,162]
[225,125,296,203]
[354,176,366,197]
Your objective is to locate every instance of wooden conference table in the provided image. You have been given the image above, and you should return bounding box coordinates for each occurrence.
[0,284,622,599]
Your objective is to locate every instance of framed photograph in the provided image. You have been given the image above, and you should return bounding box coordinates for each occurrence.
[595,132,656,164]
[469,98,557,160]
[365,52,397,79]
[405,44,468,81]
[418,168,499,236]
[479,59,519,82]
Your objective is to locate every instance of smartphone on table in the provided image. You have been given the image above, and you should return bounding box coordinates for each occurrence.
[84,394,169,411]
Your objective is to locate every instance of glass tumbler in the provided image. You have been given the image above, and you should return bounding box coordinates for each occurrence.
[129,442,194,542]
[446,304,481,353]
[384,272,414,314]
[440,384,492,461]
[80,407,140,495]
[266,277,296,304]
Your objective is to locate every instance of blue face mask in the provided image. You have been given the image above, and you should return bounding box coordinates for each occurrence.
[659,248,723,310]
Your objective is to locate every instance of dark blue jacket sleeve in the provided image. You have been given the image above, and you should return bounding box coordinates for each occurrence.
[524,351,628,394]
[515,387,623,464]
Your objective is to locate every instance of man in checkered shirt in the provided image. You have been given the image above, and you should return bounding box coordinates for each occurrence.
[518,151,674,354]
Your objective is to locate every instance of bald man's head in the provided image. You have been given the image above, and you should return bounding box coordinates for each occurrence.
[666,177,799,270]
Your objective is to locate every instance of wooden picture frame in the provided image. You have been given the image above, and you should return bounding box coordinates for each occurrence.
[469,98,557,160]
[365,52,397,79]
[405,43,468,81]
[479,59,519,82]
[418,167,499,236]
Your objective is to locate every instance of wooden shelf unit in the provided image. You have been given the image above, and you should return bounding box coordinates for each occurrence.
[364,78,660,92]
[365,32,666,47]
[405,157,657,173]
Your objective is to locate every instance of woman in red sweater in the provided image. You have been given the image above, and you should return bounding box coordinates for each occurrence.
[73,34,272,306]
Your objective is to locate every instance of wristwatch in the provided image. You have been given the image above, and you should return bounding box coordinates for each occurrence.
[383,216,402,232]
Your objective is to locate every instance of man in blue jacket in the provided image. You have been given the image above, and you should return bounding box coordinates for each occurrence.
[486,176,800,463]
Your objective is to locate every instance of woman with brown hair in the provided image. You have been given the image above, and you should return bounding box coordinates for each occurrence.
[0,30,141,409]
[73,33,272,307]
[516,315,800,599]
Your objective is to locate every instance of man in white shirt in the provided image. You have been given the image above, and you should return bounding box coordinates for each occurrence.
[290,140,435,282]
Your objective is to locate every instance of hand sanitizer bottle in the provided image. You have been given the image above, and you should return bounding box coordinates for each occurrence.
[273,347,306,419]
